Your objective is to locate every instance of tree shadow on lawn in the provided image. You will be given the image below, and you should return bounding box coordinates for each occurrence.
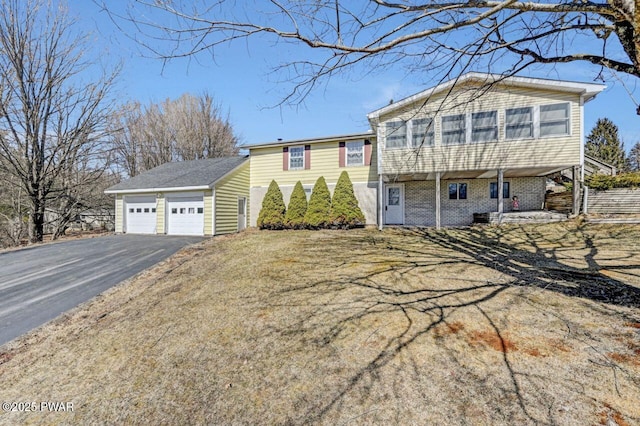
[261,224,640,425]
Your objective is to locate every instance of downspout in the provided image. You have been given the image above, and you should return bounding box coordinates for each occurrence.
[375,118,384,230]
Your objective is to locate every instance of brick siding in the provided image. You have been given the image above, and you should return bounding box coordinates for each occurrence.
[403,177,546,226]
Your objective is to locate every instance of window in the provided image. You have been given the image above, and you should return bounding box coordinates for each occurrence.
[171,208,177,214]
[385,121,407,148]
[152,208,156,213]
[490,182,510,199]
[540,103,570,136]
[179,208,186,214]
[144,208,150,213]
[346,141,364,166]
[289,146,304,169]
[442,114,466,144]
[188,207,195,214]
[411,118,434,147]
[472,111,497,142]
[129,208,134,213]
[388,187,401,205]
[136,208,142,213]
[197,207,203,214]
[505,107,533,140]
[448,183,467,200]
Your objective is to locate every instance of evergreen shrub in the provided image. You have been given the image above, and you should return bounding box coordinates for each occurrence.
[303,176,331,229]
[285,181,308,229]
[330,171,365,228]
[257,180,286,229]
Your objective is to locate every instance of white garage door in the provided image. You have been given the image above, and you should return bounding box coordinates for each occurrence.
[125,196,157,234]
[167,194,204,236]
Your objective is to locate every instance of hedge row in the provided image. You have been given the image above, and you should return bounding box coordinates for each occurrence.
[586,172,640,190]
[257,171,365,230]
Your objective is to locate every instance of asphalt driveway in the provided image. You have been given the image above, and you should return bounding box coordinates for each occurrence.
[0,235,204,346]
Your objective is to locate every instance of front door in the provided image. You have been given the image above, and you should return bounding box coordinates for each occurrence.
[237,197,246,231]
[385,184,404,225]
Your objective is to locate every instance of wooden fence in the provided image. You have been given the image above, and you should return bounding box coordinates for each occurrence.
[586,188,640,214]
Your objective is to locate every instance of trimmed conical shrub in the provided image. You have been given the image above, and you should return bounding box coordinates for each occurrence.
[285,181,308,229]
[330,171,365,228]
[304,176,331,229]
[257,180,286,230]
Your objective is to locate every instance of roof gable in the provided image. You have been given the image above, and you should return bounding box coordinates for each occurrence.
[367,72,606,121]
[105,156,248,193]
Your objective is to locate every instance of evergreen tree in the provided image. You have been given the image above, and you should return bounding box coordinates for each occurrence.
[285,181,308,229]
[330,171,365,228]
[257,180,286,229]
[629,142,640,172]
[304,176,331,229]
[585,118,629,172]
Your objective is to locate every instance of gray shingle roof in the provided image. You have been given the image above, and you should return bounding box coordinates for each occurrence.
[106,156,248,192]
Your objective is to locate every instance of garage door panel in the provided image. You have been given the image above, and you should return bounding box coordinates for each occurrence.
[167,195,204,236]
[125,196,157,234]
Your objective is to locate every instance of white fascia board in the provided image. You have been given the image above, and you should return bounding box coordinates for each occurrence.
[367,72,606,119]
[104,185,211,195]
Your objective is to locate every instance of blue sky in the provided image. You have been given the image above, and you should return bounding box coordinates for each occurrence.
[77,2,640,151]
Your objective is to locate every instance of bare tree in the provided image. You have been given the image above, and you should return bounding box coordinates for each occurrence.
[109,93,239,177]
[0,0,119,243]
[108,1,638,108]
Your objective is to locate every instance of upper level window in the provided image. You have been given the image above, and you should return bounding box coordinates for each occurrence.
[505,107,533,140]
[289,146,304,169]
[442,114,466,145]
[540,103,570,137]
[385,121,407,148]
[411,118,434,147]
[472,111,497,142]
[346,141,364,166]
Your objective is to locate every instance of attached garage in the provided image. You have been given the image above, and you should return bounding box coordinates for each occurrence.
[106,156,250,236]
[166,194,205,236]
[124,196,157,234]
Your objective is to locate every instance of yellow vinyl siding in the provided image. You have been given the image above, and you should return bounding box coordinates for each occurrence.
[379,84,581,174]
[115,195,123,233]
[249,139,378,187]
[214,161,250,235]
[204,190,213,235]
[156,193,165,234]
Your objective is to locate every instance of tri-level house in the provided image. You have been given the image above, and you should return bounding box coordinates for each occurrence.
[108,73,605,235]
[249,73,605,229]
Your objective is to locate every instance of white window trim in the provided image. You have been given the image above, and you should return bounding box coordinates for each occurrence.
[385,120,408,149]
[441,114,467,145]
[539,102,571,138]
[346,140,365,166]
[471,110,498,143]
[410,117,435,147]
[504,106,535,141]
[504,102,571,141]
[289,145,305,170]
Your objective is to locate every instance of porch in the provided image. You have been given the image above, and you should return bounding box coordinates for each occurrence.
[378,166,581,229]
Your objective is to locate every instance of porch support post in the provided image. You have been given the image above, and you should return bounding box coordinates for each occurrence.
[497,169,504,224]
[572,165,580,216]
[435,172,441,230]
[378,174,383,230]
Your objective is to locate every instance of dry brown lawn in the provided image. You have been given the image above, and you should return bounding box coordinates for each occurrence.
[1,222,640,425]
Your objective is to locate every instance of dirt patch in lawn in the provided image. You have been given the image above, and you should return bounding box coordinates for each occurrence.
[1,223,640,425]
